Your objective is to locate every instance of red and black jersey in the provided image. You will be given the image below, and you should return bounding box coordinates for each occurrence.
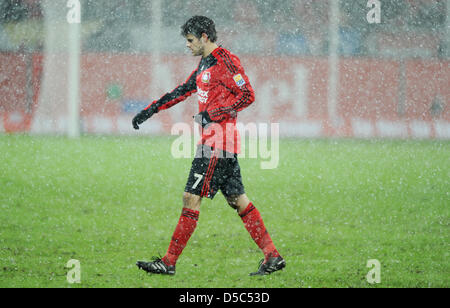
[144,47,255,154]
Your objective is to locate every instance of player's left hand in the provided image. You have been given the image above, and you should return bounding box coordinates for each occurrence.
[193,111,214,128]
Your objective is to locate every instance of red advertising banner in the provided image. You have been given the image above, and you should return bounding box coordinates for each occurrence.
[0,53,448,138]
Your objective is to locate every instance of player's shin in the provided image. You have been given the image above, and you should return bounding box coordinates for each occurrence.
[239,203,280,262]
[162,208,199,266]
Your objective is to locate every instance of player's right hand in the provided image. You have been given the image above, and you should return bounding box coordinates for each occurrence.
[132,104,158,130]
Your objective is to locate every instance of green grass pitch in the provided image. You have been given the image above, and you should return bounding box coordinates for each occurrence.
[0,135,448,288]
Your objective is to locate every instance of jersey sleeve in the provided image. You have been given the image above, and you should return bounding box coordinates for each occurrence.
[208,53,255,121]
[144,68,198,112]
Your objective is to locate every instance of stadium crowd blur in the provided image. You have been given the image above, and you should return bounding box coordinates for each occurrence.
[0,0,448,58]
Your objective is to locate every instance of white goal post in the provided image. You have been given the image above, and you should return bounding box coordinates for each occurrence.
[31,0,81,137]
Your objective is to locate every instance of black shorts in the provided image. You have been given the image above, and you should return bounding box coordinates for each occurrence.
[184,145,245,199]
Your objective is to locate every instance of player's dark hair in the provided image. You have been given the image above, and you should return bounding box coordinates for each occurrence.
[181,16,217,43]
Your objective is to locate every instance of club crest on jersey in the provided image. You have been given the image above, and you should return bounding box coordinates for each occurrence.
[201,71,211,83]
[233,74,245,87]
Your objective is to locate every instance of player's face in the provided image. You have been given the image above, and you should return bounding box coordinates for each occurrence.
[185,34,204,56]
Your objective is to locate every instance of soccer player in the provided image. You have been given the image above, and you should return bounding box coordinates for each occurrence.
[133,16,285,276]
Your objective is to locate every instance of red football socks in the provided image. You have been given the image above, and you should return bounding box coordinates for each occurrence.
[162,208,199,266]
[161,203,279,267]
[239,203,280,262]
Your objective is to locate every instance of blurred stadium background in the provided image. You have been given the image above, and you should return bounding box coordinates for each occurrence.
[0,0,448,138]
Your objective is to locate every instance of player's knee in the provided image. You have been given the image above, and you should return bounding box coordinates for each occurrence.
[227,194,250,214]
[183,192,201,210]
[182,192,193,205]
[225,195,239,211]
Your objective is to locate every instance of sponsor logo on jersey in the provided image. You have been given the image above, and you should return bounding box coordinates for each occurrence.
[197,88,209,104]
[201,71,211,83]
[233,74,246,87]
